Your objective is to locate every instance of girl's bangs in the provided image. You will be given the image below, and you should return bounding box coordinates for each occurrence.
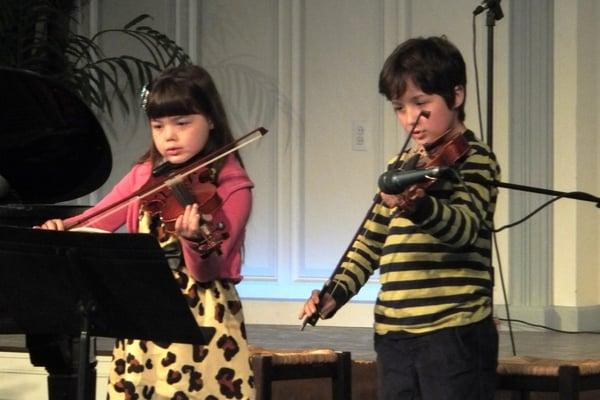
[146,85,203,119]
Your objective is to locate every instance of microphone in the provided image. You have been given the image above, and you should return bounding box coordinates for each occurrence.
[378,166,451,195]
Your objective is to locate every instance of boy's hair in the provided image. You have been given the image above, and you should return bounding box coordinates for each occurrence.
[379,36,467,121]
[140,64,242,169]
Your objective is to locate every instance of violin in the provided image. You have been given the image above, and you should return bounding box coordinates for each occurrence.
[141,164,228,257]
[65,127,268,257]
[386,129,471,215]
[417,129,471,169]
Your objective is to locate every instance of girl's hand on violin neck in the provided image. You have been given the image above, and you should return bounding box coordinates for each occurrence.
[174,203,204,240]
[35,219,66,230]
[298,289,337,320]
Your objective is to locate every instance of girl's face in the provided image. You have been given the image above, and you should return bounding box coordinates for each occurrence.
[391,79,464,147]
[151,114,213,164]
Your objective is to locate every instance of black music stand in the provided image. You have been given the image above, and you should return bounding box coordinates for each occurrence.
[0,226,215,400]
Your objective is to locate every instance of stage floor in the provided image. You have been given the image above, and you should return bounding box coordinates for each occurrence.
[2,324,600,400]
[246,323,600,361]
[2,323,599,361]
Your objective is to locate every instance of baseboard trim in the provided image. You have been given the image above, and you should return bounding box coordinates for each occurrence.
[494,304,600,331]
[243,299,375,327]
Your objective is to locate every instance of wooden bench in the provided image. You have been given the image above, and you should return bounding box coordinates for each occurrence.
[497,356,600,399]
[249,346,352,400]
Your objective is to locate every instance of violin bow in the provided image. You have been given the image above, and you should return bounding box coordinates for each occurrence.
[301,111,429,330]
[300,197,380,330]
[66,127,268,230]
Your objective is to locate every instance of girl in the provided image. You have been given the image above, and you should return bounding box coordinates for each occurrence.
[40,65,256,400]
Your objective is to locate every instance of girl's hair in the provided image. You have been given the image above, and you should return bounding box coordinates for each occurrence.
[138,64,243,171]
[378,36,467,121]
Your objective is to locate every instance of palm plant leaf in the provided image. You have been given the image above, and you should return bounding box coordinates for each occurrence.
[0,0,191,119]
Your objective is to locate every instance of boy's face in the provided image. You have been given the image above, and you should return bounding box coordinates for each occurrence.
[391,79,464,147]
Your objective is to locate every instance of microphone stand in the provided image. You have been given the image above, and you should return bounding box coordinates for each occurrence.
[493,180,600,206]
[474,0,504,148]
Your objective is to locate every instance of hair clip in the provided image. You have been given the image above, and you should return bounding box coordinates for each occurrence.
[140,84,150,111]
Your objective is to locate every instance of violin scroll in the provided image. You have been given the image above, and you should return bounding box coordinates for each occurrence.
[195,215,229,258]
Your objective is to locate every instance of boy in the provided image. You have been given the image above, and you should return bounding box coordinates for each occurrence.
[299,36,501,399]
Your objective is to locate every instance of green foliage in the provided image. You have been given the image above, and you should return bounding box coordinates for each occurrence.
[0,0,190,116]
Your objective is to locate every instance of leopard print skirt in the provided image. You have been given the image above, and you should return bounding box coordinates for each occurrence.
[106,270,255,400]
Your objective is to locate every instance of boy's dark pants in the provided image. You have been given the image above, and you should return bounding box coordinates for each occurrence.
[375,317,498,400]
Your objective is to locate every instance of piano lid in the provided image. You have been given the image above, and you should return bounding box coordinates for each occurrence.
[0,67,112,203]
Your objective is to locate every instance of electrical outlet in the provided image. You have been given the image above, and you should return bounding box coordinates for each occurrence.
[352,121,367,151]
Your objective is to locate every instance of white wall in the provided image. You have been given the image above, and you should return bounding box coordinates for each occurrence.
[551,0,600,325]
[71,0,599,330]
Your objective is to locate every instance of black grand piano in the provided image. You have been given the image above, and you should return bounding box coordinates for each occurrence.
[0,67,112,399]
[0,65,112,313]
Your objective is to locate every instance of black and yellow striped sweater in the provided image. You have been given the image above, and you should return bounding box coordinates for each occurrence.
[328,130,500,335]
